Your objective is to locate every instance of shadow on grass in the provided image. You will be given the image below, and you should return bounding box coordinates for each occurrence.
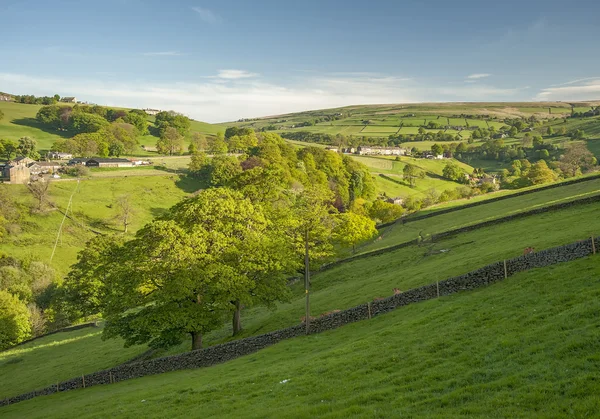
[175,175,208,194]
[11,118,71,139]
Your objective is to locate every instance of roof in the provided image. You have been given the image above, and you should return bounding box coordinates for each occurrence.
[87,158,131,163]
[13,156,33,162]
[36,161,62,167]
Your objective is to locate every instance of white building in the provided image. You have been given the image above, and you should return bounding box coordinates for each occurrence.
[356,146,407,156]
[143,108,161,116]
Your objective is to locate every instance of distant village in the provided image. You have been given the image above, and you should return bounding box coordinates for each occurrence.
[1,154,152,184]
[325,146,446,159]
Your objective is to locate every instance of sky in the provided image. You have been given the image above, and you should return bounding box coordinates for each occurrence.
[1,0,599,122]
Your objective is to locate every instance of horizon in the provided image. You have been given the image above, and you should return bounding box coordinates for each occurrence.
[1,0,600,122]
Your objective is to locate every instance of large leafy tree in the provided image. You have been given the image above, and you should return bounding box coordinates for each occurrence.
[156,126,184,155]
[336,212,377,253]
[17,137,39,159]
[0,290,31,350]
[89,188,294,349]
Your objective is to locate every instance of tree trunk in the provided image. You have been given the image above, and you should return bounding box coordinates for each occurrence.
[232,300,242,336]
[304,228,310,335]
[191,331,203,351]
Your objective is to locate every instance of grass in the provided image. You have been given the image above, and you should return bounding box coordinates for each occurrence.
[3,255,599,418]
[357,177,600,254]
[0,175,202,276]
[0,101,220,156]
[349,155,472,198]
[0,325,146,399]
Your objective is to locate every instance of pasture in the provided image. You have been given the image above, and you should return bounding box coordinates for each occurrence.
[3,254,599,418]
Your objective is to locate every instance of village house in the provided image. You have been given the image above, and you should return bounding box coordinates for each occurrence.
[2,164,30,184]
[325,146,339,152]
[356,146,407,156]
[47,152,73,160]
[85,158,134,168]
[29,161,63,175]
[0,94,11,102]
[386,197,404,205]
[342,147,356,154]
[10,156,36,167]
[61,97,77,103]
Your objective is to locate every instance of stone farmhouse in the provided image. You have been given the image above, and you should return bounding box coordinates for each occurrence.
[357,146,407,156]
[61,97,77,103]
[29,162,63,175]
[2,164,31,184]
[143,108,161,116]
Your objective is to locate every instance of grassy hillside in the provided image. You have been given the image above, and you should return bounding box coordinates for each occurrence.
[3,192,598,402]
[0,101,221,155]
[357,176,600,254]
[4,254,599,418]
[0,325,146,399]
[0,175,202,276]
[349,155,473,198]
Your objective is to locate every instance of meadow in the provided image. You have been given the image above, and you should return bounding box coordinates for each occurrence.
[0,175,202,276]
[2,190,599,400]
[3,254,598,418]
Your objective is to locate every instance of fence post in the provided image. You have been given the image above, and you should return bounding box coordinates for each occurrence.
[56,382,59,392]
[82,375,86,389]
[503,260,508,279]
[436,281,440,298]
[592,236,596,255]
[367,302,372,319]
[109,371,113,384]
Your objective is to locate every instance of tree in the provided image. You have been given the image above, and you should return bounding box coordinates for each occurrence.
[208,132,228,154]
[0,290,31,349]
[17,137,39,159]
[27,180,51,211]
[71,112,109,134]
[124,111,149,135]
[115,195,135,233]
[368,199,404,223]
[98,189,294,349]
[209,155,242,187]
[156,127,184,155]
[0,139,18,160]
[442,162,465,182]
[558,143,597,177]
[546,126,554,136]
[335,212,376,253]
[189,132,208,153]
[526,160,558,185]
[402,163,424,187]
[431,143,443,156]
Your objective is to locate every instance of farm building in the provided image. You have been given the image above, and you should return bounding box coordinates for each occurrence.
[386,197,404,205]
[29,162,63,175]
[357,146,407,156]
[86,158,133,168]
[61,97,77,103]
[143,108,161,116]
[0,94,11,101]
[47,152,73,160]
[2,164,30,184]
[68,158,91,165]
[325,147,339,152]
[10,156,36,167]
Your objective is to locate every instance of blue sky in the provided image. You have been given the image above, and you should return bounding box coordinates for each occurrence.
[1,0,599,122]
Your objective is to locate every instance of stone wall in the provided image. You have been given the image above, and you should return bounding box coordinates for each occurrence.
[322,193,600,271]
[2,236,598,408]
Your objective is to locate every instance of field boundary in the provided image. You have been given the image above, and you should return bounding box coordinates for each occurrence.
[327,192,600,270]
[2,235,598,407]
[378,172,600,228]
[1,322,99,353]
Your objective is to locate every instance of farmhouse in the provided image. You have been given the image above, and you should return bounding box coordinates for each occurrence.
[357,146,407,156]
[2,164,30,184]
[0,94,11,101]
[86,158,133,168]
[61,97,77,103]
[386,197,404,205]
[47,152,73,160]
[10,156,36,167]
[325,147,339,152]
[29,162,63,175]
[143,108,161,116]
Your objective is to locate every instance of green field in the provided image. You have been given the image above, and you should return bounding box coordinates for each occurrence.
[0,102,221,156]
[357,177,600,254]
[0,175,201,276]
[3,254,599,418]
[3,189,599,404]
[0,325,146,399]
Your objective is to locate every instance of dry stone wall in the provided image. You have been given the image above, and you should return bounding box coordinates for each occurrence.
[2,236,599,408]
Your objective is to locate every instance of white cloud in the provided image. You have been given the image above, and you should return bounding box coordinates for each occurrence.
[217,69,258,80]
[467,73,491,79]
[141,51,183,57]
[0,72,528,123]
[536,79,600,100]
[192,7,220,24]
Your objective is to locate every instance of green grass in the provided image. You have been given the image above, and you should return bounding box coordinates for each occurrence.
[357,177,600,254]
[0,325,146,399]
[0,175,201,276]
[4,255,599,418]
[0,101,220,156]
